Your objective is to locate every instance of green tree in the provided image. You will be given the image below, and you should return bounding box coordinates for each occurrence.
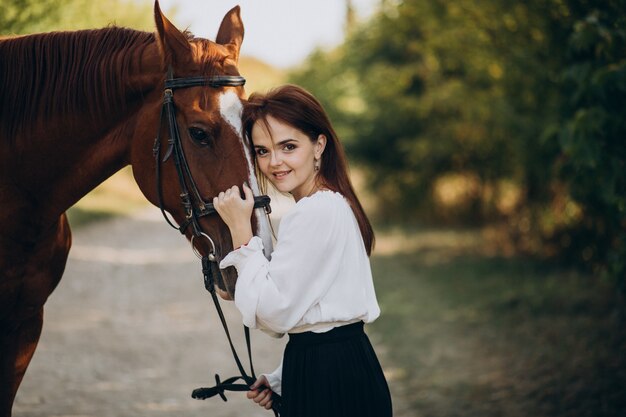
[292,0,557,222]
[555,5,626,284]
[0,0,158,34]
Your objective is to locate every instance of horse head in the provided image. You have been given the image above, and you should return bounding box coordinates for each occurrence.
[131,2,272,297]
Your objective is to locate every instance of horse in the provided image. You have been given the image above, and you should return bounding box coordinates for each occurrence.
[0,2,273,415]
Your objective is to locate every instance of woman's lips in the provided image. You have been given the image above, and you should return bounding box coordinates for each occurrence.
[273,170,291,179]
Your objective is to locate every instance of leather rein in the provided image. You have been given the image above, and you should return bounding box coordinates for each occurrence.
[152,67,280,416]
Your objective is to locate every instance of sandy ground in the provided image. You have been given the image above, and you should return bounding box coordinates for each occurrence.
[13,206,411,417]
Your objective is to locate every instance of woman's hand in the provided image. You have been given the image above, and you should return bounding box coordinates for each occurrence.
[213,183,254,249]
[246,375,274,410]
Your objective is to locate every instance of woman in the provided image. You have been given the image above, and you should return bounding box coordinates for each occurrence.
[213,85,392,417]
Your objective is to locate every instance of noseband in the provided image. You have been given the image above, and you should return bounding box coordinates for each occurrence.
[152,68,280,415]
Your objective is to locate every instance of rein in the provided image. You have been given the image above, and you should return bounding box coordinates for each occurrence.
[153,67,280,416]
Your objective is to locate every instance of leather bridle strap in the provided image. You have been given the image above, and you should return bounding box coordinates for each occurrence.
[165,75,247,89]
[193,256,256,392]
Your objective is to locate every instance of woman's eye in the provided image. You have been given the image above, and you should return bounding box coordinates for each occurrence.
[284,144,296,151]
[189,127,211,144]
[256,148,268,156]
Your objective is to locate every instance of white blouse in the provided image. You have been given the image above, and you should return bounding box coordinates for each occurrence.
[219,190,381,394]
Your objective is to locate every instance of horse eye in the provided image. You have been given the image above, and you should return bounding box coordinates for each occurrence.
[188,127,211,144]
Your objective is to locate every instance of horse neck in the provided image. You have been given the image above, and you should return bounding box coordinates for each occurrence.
[0,30,163,222]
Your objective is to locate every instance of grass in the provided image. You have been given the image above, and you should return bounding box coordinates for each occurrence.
[369,226,626,417]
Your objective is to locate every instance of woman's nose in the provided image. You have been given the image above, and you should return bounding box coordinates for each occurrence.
[269,152,282,167]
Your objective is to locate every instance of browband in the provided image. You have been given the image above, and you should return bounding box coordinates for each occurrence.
[165,76,246,90]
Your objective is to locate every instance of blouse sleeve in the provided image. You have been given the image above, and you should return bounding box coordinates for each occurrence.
[261,359,283,395]
[219,195,346,334]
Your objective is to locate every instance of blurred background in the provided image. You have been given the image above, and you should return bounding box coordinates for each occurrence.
[3,0,625,416]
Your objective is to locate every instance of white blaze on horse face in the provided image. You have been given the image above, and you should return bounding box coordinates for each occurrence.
[219,91,273,260]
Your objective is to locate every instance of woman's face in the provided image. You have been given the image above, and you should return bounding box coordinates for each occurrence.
[251,115,326,201]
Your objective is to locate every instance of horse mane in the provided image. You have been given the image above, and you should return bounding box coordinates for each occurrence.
[0,27,157,142]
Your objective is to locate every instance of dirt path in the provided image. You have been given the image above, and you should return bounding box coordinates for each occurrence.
[13,207,410,417]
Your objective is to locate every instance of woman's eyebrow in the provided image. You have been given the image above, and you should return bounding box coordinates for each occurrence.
[254,138,297,149]
[276,138,297,146]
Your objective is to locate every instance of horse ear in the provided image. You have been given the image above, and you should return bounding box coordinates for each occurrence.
[154,0,191,67]
[215,6,244,63]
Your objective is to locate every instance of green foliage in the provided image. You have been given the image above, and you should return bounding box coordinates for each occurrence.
[556,6,626,283]
[1,0,57,33]
[289,0,626,284]
[0,0,157,34]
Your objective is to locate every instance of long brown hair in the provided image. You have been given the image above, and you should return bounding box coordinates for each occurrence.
[242,84,375,255]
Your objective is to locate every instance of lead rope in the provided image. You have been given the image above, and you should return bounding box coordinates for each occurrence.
[192,256,282,416]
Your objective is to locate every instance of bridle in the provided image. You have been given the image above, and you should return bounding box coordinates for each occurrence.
[153,67,271,246]
[152,67,280,416]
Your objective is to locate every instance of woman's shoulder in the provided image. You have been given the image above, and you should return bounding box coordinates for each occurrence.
[297,190,350,213]
[283,190,351,224]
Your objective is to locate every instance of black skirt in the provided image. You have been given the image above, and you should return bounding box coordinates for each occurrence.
[280,321,393,417]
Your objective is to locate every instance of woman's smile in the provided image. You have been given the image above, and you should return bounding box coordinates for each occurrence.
[272,169,292,180]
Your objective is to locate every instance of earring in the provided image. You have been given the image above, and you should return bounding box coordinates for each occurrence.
[314,158,320,171]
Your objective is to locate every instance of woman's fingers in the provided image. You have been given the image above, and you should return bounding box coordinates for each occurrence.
[245,390,273,409]
[253,389,271,404]
[228,185,239,196]
[215,185,254,207]
[252,389,266,403]
[257,391,273,410]
[250,375,269,390]
[246,388,269,402]
[246,378,274,410]
[258,390,273,408]
[246,375,273,408]
[212,184,254,233]
[216,186,239,201]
